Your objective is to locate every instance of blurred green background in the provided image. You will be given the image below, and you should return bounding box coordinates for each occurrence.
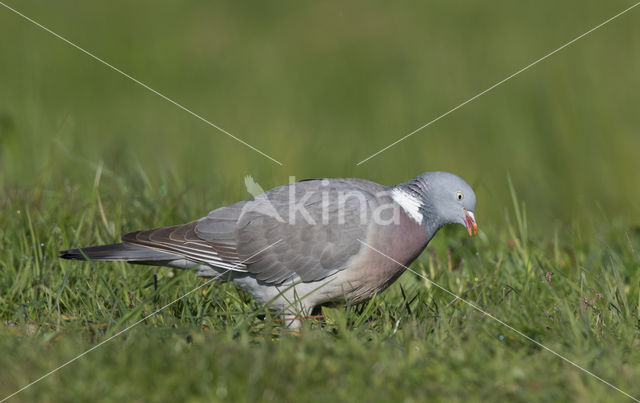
[2,1,640,402]
[1,0,639,232]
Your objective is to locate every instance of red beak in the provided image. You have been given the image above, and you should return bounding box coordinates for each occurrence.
[464,209,478,236]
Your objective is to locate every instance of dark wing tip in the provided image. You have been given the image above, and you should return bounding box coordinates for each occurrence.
[59,248,87,260]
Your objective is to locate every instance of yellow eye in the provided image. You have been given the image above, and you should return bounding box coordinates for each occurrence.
[456,192,464,201]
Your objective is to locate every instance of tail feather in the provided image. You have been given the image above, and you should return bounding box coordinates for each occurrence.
[60,242,179,262]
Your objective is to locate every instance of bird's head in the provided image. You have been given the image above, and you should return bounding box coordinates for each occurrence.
[392,171,478,237]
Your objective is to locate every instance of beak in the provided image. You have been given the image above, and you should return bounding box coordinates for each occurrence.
[463,209,478,236]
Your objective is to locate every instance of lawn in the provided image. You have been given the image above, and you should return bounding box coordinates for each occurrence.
[1,1,640,402]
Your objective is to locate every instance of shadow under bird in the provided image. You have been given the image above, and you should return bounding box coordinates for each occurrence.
[60,171,478,327]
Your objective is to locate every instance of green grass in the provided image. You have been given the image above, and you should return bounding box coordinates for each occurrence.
[2,180,640,402]
[1,1,640,402]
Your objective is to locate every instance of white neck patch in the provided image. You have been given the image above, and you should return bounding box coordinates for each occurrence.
[391,188,423,224]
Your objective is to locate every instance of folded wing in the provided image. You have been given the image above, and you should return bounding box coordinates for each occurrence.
[124,179,384,284]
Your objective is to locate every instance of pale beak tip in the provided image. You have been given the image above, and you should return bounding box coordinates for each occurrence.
[464,210,478,237]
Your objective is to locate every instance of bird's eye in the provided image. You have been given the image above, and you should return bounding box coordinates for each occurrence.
[456,192,464,201]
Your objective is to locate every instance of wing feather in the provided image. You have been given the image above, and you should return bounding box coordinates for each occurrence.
[122,178,386,284]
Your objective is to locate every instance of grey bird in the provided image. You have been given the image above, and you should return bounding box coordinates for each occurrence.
[60,171,478,327]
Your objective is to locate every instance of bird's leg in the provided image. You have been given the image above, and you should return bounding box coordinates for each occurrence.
[279,298,314,329]
[280,314,303,329]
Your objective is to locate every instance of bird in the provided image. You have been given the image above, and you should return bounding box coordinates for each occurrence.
[60,171,478,327]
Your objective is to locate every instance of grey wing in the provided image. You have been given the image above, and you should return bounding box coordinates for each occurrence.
[123,178,385,285]
[122,220,246,271]
[196,178,384,284]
